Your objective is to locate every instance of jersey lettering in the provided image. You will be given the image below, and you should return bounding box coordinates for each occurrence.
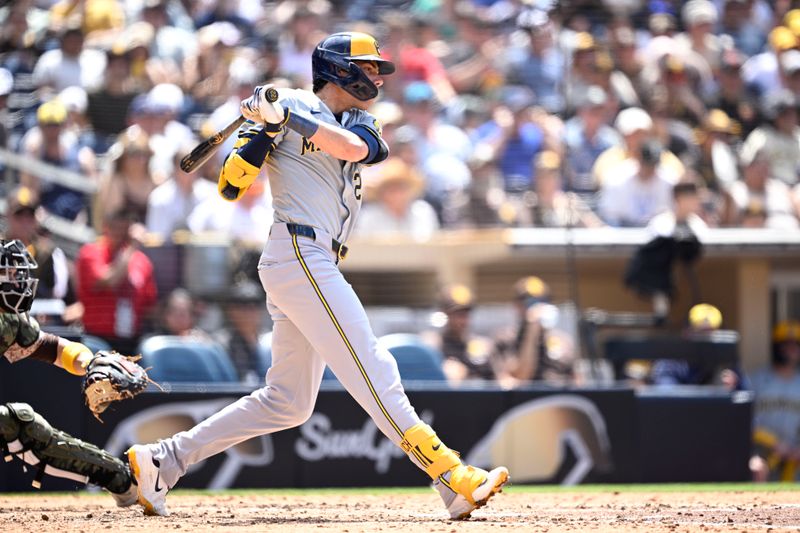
[301,137,321,155]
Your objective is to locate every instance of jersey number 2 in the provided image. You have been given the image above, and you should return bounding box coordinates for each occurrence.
[354,172,362,201]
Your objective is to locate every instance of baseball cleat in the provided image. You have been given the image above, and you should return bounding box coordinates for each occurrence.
[127,445,169,516]
[433,464,509,520]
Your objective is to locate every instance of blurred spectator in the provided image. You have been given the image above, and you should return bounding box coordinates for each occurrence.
[85,45,138,151]
[183,22,241,112]
[722,143,799,228]
[76,209,158,354]
[474,86,545,193]
[146,144,216,241]
[94,126,155,232]
[592,107,684,192]
[355,157,439,241]
[563,85,622,193]
[675,0,722,72]
[0,67,11,149]
[151,287,209,340]
[214,278,267,382]
[720,0,766,57]
[650,303,745,390]
[504,8,565,114]
[422,284,499,385]
[624,182,706,321]
[751,320,800,482]
[20,99,96,222]
[492,276,576,387]
[516,150,604,228]
[140,0,197,67]
[187,178,273,244]
[740,90,800,187]
[49,0,126,37]
[599,138,675,227]
[704,48,759,138]
[31,18,106,92]
[145,83,193,179]
[3,186,82,325]
[444,4,505,95]
[693,109,739,194]
[278,7,325,87]
[741,26,797,99]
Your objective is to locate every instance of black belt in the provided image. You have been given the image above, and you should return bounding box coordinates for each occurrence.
[286,223,349,262]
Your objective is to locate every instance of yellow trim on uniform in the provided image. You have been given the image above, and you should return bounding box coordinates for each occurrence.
[290,235,431,467]
[349,32,379,57]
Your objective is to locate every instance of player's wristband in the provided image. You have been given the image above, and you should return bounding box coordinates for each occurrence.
[61,341,91,375]
[284,108,320,138]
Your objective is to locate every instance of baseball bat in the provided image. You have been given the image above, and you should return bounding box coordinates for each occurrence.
[179,87,279,178]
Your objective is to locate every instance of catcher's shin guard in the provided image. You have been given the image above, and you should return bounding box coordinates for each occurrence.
[0,403,132,494]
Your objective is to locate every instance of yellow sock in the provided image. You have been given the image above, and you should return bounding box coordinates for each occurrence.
[400,422,461,480]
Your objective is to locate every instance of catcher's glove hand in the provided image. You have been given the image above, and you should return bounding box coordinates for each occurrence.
[82,351,153,421]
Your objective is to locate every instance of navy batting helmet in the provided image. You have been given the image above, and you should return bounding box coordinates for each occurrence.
[312,32,395,101]
[0,239,38,315]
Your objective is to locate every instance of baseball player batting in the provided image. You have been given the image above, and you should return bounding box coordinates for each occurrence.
[127,31,509,519]
[0,239,149,505]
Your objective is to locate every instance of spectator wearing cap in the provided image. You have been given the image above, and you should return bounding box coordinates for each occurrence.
[94,126,155,232]
[58,85,95,150]
[704,48,759,138]
[183,22,242,111]
[694,109,739,194]
[278,7,324,88]
[400,81,473,220]
[421,284,501,385]
[492,276,576,387]
[49,0,125,37]
[502,8,565,114]
[592,107,684,192]
[722,143,799,228]
[750,320,800,482]
[444,4,506,95]
[76,208,158,354]
[4,186,82,325]
[740,89,800,187]
[610,26,645,103]
[565,32,601,109]
[140,0,197,67]
[145,83,194,180]
[473,85,545,193]
[146,140,217,241]
[742,26,798,99]
[563,85,622,193]
[674,0,722,72]
[86,43,138,151]
[650,303,745,390]
[516,150,604,228]
[213,278,268,382]
[779,50,800,101]
[354,158,439,241]
[599,138,676,227]
[32,18,106,92]
[188,177,273,244]
[19,99,97,222]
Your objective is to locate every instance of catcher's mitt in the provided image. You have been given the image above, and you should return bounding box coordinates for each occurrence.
[82,351,153,421]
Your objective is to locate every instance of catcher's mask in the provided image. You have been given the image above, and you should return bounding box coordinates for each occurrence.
[312,32,395,101]
[0,239,39,314]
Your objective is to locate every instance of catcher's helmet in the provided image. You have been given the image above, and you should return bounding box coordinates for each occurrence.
[312,32,395,101]
[0,239,38,315]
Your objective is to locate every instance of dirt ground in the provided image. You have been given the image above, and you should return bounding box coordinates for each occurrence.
[1,489,799,532]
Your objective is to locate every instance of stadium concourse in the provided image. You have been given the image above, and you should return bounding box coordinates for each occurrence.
[2,0,800,503]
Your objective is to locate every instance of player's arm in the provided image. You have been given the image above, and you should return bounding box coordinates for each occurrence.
[5,318,93,375]
[218,120,280,201]
[284,109,388,164]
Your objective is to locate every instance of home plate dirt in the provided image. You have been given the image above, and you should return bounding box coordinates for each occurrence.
[0,490,798,532]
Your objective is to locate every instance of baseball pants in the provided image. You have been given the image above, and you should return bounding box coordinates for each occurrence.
[148,223,423,488]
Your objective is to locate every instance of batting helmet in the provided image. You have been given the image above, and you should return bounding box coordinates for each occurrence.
[0,239,38,315]
[312,32,395,101]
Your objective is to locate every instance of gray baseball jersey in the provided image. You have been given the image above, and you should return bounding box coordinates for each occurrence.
[262,88,386,242]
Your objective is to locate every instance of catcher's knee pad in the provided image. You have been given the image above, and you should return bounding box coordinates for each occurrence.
[0,402,25,442]
[2,402,131,493]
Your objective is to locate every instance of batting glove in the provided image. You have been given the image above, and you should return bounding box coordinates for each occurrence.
[241,85,284,125]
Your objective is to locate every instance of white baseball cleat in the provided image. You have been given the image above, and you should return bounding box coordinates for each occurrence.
[433,464,510,520]
[127,445,170,516]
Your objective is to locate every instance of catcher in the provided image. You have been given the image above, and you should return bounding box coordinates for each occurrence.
[0,238,149,505]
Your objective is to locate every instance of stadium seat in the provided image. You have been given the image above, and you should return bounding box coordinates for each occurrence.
[138,335,239,382]
[379,333,446,381]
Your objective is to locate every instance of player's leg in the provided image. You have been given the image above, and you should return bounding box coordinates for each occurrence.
[261,232,508,519]
[128,310,326,515]
[0,402,137,507]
